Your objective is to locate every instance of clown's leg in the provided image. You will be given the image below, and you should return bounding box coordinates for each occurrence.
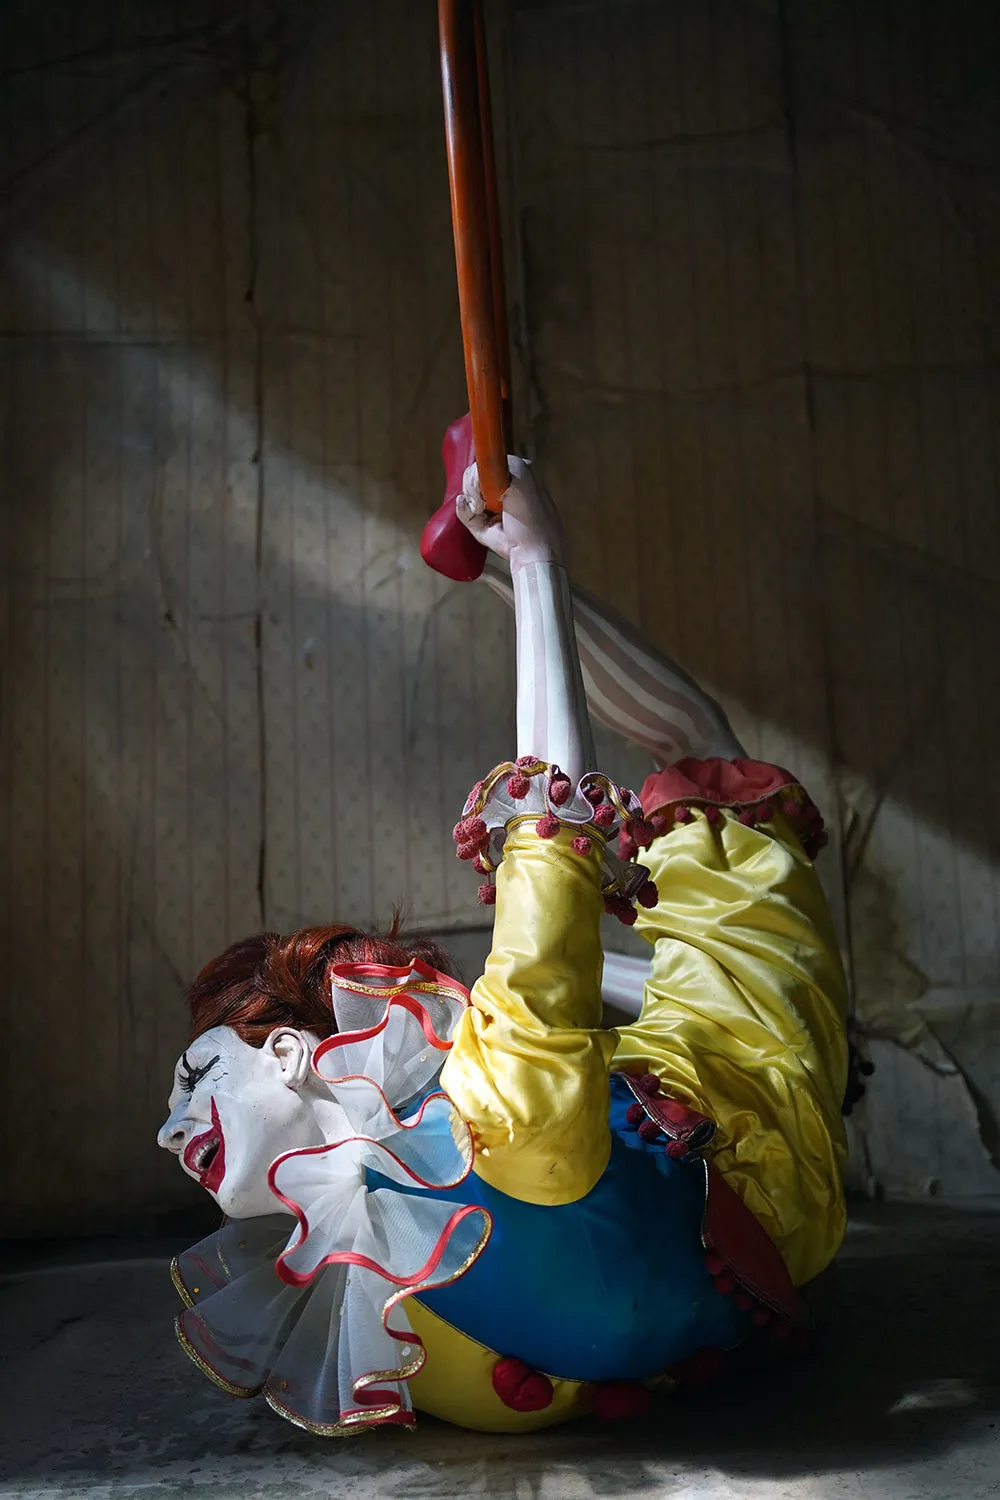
[481,556,743,767]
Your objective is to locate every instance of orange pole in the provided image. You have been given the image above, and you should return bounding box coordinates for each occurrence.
[439,0,510,511]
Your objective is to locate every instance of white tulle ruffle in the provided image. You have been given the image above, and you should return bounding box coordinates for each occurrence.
[171,961,491,1435]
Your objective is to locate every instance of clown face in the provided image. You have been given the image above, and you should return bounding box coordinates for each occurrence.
[157,1027,325,1219]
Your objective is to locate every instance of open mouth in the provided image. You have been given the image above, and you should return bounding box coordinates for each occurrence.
[182,1099,226,1194]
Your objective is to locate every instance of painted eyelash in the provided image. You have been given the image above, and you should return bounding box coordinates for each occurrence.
[179,1051,221,1096]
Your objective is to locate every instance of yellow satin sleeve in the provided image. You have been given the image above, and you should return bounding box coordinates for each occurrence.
[613,808,849,1286]
[441,822,618,1205]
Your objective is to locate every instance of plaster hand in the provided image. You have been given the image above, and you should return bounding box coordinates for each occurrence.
[457,455,565,571]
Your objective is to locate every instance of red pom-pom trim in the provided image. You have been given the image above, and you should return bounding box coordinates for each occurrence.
[591,1381,651,1421]
[506,772,530,799]
[665,1140,688,1160]
[618,833,638,862]
[626,817,655,849]
[477,882,497,905]
[549,775,572,806]
[636,880,658,909]
[734,1290,755,1311]
[704,1252,725,1277]
[571,835,592,856]
[492,1357,553,1412]
[593,804,616,828]
[638,1073,661,1095]
[713,1273,735,1296]
[757,800,774,822]
[738,808,755,825]
[536,813,561,839]
[473,854,487,874]
[584,785,604,807]
[649,811,668,836]
[457,838,485,862]
[675,806,693,823]
[604,895,637,926]
[638,1119,661,1143]
[625,1101,645,1125]
[704,804,720,824]
[782,799,799,818]
[752,1306,772,1327]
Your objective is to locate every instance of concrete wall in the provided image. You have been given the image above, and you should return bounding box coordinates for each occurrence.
[2,0,999,1235]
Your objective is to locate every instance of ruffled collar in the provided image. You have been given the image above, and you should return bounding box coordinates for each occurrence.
[171,961,493,1435]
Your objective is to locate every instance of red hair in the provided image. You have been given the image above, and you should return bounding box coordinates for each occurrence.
[186,919,459,1048]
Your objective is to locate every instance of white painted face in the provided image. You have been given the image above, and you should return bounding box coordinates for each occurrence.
[157,1026,323,1219]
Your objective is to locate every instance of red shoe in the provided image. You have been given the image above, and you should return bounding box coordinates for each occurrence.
[419,414,488,581]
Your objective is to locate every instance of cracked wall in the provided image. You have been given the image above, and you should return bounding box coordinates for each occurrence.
[2,0,999,1233]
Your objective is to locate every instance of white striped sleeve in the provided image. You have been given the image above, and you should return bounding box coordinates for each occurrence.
[483,556,743,768]
[511,560,594,785]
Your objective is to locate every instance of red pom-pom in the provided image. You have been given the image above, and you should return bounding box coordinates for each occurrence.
[638,1073,661,1095]
[734,1290,754,1311]
[473,854,487,874]
[618,833,638,862]
[704,804,720,824]
[536,813,561,839]
[771,1319,793,1339]
[713,1273,735,1296]
[584,785,604,807]
[649,811,668,836]
[591,1381,651,1421]
[515,755,536,769]
[625,1101,645,1125]
[626,817,655,849]
[704,1252,725,1277]
[593,804,616,828]
[665,1139,688,1159]
[457,838,485,861]
[782,799,799,819]
[675,805,693,823]
[506,772,530,799]
[571,835,592,856]
[636,879,658,909]
[454,815,486,844]
[757,800,774,823]
[492,1357,553,1412]
[752,1306,772,1327]
[477,882,497,905]
[638,1119,661,1142]
[604,895,637,926]
[738,808,755,825]
[549,775,572,806]
[452,821,466,844]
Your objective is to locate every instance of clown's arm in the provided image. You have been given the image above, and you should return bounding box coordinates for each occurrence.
[480,555,744,767]
[440,459,621,1206]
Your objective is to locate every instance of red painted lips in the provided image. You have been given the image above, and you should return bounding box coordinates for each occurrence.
[182,1097,226,1194]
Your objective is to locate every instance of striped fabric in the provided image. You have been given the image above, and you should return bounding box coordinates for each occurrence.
[512,561,595,785]
[485,558,743,769]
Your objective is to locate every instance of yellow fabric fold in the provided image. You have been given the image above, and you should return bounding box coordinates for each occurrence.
[613,809,849,1286]
[441,822,617,1206]
[406,1299,588,1431]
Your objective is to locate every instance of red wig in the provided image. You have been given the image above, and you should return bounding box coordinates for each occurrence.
[186,919,459,1048]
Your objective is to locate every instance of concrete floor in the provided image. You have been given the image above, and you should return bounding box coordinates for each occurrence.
[1,1203,998,1500]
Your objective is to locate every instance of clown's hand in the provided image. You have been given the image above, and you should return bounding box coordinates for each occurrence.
[457,456,565,571]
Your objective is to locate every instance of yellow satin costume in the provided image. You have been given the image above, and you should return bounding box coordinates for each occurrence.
[444,803,848,1292]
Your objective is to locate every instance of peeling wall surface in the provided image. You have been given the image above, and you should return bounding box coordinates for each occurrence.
[2,0,999,1234]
